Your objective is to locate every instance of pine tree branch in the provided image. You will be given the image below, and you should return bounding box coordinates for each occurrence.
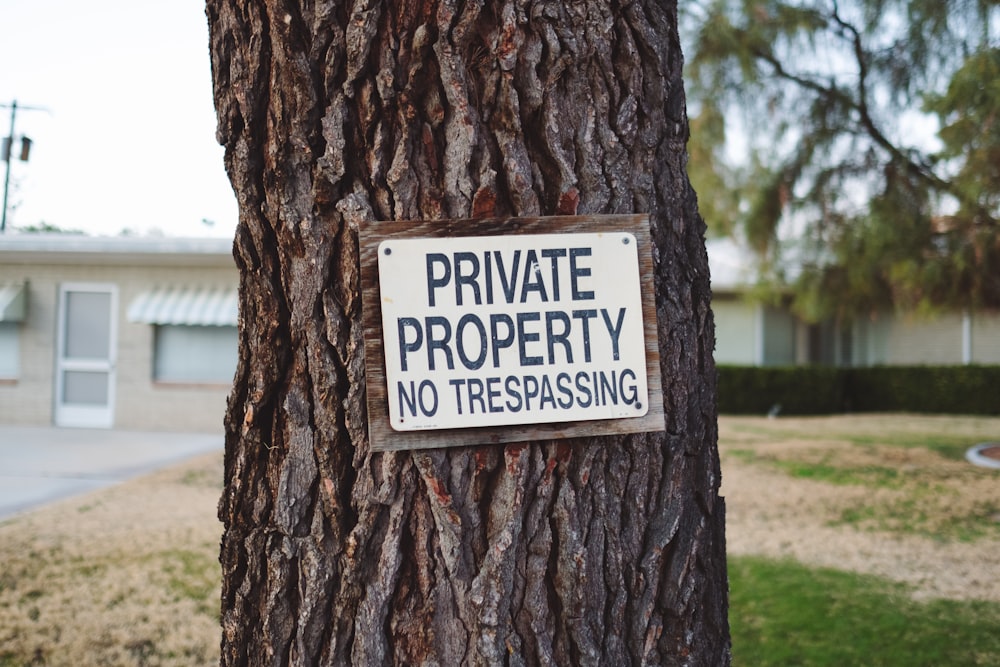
[748,9,997,228]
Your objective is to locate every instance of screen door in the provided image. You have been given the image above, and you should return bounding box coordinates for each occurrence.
[55,283,118,428]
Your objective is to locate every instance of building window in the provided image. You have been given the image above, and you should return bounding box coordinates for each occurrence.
[127,286,239,385]
[0,322,19,379]
[0,283,27,380]
[153,324,238,384]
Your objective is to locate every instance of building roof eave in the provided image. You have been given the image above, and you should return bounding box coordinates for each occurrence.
[0,234,235,268]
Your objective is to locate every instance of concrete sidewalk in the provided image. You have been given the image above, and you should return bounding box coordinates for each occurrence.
[0,426,223,520]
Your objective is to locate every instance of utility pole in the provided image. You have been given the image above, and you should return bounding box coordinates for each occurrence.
[1,100,47,233]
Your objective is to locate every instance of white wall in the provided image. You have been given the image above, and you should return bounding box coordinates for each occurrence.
[971,311,1000,364]
[713,292,1000,368]
[0,261,235,432]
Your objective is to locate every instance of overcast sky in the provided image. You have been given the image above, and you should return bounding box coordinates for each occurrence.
[1,1,236,238]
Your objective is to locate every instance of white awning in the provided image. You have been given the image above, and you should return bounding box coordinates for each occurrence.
[128,287,238,326]
[0,284,27,322]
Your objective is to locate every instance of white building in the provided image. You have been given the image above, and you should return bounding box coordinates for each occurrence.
[708,238,1000,367]
[0,234,237,431]
[1,233,995,432]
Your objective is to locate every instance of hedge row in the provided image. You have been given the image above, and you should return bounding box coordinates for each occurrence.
[717,364,1000,416]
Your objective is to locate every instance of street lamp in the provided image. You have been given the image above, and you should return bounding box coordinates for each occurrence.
[1,100,47,233]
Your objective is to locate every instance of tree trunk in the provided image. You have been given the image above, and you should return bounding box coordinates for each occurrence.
[207,0,729,664]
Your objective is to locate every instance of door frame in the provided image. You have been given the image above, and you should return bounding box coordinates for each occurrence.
[54,282,118,428]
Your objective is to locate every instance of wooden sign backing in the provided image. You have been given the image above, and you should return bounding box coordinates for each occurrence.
[359,214,665,451]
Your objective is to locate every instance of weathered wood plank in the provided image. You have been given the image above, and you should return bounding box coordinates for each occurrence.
[359,214,665,451]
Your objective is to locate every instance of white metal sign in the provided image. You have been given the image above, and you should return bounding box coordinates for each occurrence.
[377,232,649,431]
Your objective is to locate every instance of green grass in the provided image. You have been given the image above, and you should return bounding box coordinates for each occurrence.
[159,548,219,618]
[729,556,1000,666]
[836,497,1000,542]
[775,459,903,487]
[727,449,906,489]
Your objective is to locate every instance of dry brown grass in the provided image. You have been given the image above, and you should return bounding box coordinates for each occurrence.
[720,413,1000,602]
[0,454,222,666]
[0,414,997,664]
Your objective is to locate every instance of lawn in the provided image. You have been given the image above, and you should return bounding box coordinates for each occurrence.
[0,414,997,665]
[730,556,1000,666]
[721,413,1000,666]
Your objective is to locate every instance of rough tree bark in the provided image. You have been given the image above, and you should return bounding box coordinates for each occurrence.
[207,0,729,664]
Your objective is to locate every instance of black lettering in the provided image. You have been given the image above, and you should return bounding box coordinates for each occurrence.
[539,375,556,409]
[426,316,454,371]
[599,370,618,405]
[570,247,594,300]
[601,308,626,361]
[487,376,503,413]
[519,249,548,303]
[397,317,422,372]
[454,252,481,306]
[468,378,487,414]
[541,248,567,301]
[418,379,438,416]
[490,313,516,368]
[426,253,451,307]
[556,372,574,409]
[574,371,593,408]
[397,380,418,417]
[494,249,521,303]
[505,375,523,412]
[400,379,438,417]
[456,314,487,370]
[523,375,540,411]
[571,309,598,362]
[449,378,466,415]
[517,312,543,366]
[545,310,573,364]
[483,251,494,305]
[619,368,638,405]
